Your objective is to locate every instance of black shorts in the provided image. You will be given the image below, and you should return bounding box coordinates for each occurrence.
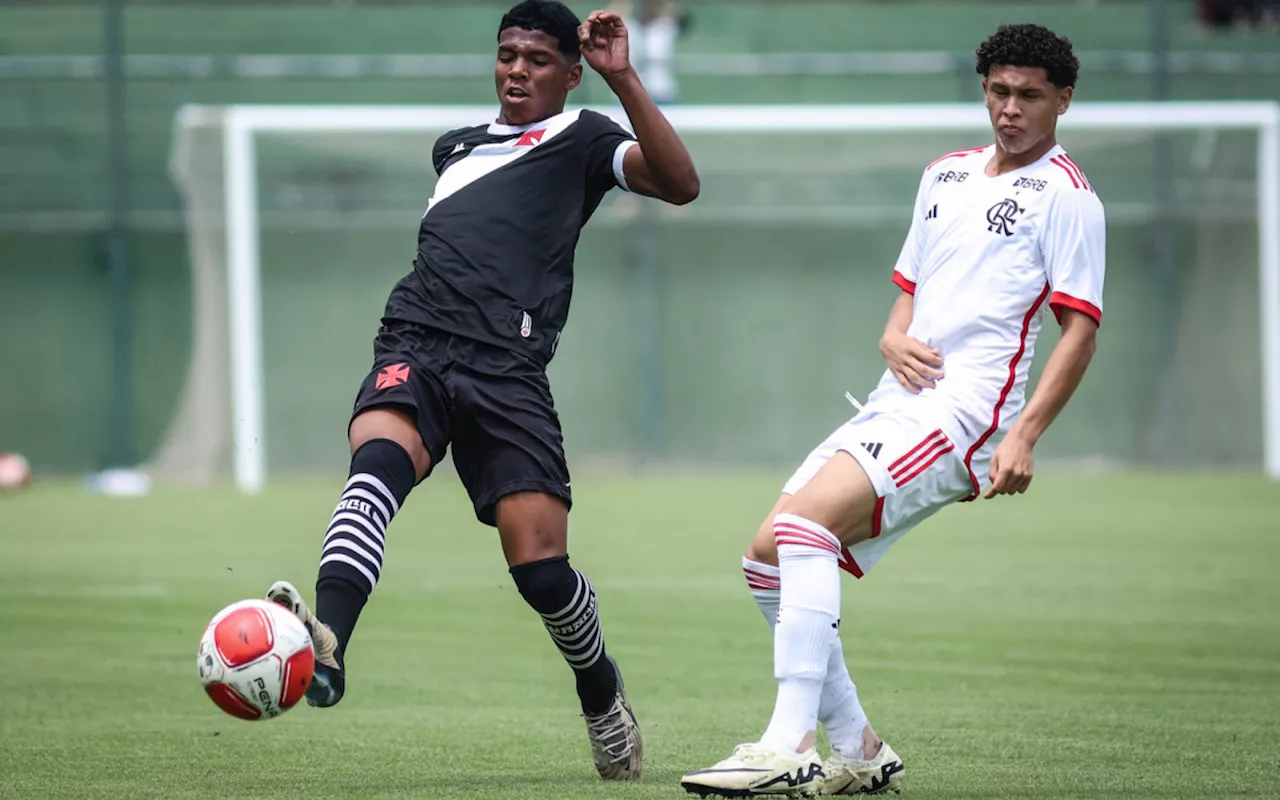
[351,321,571,526]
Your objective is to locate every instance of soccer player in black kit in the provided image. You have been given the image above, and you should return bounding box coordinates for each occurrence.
[264,0,698,781]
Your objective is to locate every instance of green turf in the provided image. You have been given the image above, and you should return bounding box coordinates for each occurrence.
[1,471,1278,799]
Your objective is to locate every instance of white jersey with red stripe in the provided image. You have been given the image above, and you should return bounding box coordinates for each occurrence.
[870,142,1106,487]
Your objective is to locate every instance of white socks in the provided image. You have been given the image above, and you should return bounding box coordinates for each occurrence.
[759,513,844,753]
[744,544,869,757]
[819,654,869,759]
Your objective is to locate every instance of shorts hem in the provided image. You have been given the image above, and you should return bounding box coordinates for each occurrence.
[834,441,895,498]
[348,400,446,483]
[472,479,572,527]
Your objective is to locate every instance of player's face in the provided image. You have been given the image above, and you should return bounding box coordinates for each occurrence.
[495,28,583,126]
[983,65,1073,156]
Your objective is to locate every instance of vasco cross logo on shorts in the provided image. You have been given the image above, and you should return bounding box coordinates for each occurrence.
[986,198,1024,236]
[375,362,411,391]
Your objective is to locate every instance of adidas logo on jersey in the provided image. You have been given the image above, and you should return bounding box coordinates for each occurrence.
[450,142,468,155]
[925,204,938,220]
[861,442,883,458]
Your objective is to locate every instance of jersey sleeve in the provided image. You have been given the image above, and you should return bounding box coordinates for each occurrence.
[579,109,639,193]
[431,129,466,177]
[1042,188,1106,326]
[890,168,933,294]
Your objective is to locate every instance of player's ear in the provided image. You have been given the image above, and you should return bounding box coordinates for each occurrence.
[566,61,583,92]
[1057,85,1073,114]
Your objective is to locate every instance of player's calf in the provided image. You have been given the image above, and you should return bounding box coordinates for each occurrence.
[743,507,878,769]
[274,436,417,707]
[760,513,843,754]
[510,555,640,779]
[510,555,618,708]
[314,436,415,650]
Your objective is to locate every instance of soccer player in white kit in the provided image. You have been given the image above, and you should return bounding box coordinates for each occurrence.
[681,24,1105,798]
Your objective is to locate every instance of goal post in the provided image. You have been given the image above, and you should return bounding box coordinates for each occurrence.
[168,101,1280,492]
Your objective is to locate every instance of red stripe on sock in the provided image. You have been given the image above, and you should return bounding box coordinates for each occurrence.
[744,573,780,590]
[743,567,780,588]
[774,530,841,555]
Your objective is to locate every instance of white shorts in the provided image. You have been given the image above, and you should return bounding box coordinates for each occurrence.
[782,400,985,578]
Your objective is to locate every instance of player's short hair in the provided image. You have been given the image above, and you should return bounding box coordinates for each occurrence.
[498,0,582,62]
[975,24,1079,89]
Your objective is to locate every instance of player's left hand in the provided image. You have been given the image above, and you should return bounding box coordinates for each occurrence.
[578,10,632,78]
[984,433,1034,498]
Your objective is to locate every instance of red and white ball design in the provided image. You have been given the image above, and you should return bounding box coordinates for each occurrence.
[197,599,315,721]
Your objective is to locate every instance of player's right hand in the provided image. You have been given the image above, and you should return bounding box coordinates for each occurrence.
[578,10,632,79]
[879,331,944,393]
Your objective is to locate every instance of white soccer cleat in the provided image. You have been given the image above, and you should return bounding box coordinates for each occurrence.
[820,742,904,795]
[265,580,344,707]
[681,742,825,797]
[584,656,643,781]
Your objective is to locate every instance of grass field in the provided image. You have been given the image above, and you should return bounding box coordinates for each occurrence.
[1,471,1278,799]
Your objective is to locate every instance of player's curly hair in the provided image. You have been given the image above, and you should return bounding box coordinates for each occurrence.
[499,0,582,61]
[975,24,1079,89]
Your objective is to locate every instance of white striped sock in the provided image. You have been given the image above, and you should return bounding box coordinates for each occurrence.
[761,513,842,752]
[317,472,396,593]
[743,556,782,627]
[743,555,864,744]
[540,570,605,670]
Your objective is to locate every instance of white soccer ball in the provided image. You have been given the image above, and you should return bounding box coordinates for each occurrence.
[197,599,315,721]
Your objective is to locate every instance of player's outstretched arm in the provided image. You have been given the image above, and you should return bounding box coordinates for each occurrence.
[578,10,700,205]
[985,308,1098,498]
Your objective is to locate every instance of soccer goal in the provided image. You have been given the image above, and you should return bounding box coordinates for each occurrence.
[164,101,1280,492]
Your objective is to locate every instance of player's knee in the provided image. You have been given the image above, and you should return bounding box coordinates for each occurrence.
[780,502,874,546]
[782,452,879,545]
[509,554,576,615]
[747,495,791,565]
[496,492,568,566]
[745,517,779,566]
[349,406,431,479]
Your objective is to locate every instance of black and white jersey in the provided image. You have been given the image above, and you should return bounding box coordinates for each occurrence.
[382,108,638,365]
